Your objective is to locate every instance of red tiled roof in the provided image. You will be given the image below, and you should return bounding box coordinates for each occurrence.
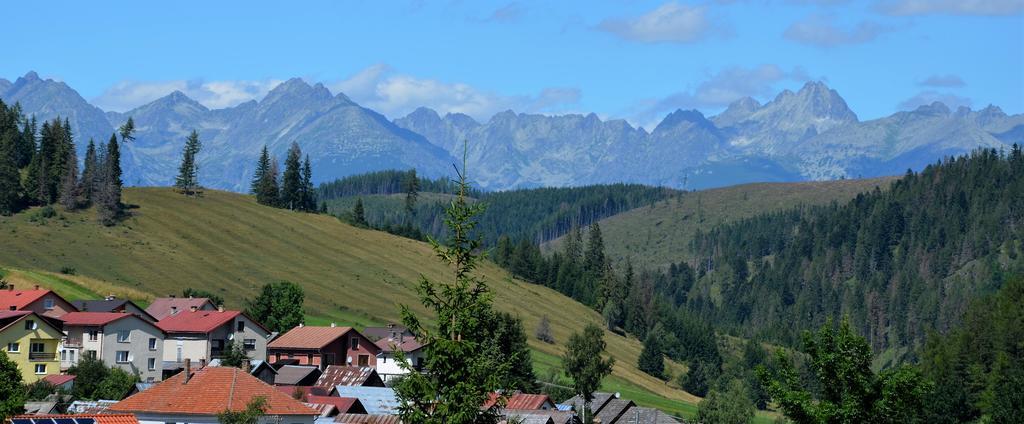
[0,310,36,332]
[13,414,138,424]
[274,385,330,399]
[110,366,318,416]
[333,414,401,424]
[42,374,76,386]
[374,336,425,353]
[145,297,216,320]
[59,312,132,326]
[269,326,354,349]
[484,393,554,410]
[306,396,364,414]
[155,310,241,333]
[0,289,50,311]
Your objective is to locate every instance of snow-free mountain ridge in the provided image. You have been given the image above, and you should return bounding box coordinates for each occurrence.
[2,71,1021,191]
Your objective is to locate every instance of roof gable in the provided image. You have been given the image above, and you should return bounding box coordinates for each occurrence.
[268,325,358,350]
[0,310,62,334]
[0,289,54,311]
[145,297,216,320]
[110,366,317,416]
[59,312,161,333]
[155,309,258,334]
[315,366,384,388]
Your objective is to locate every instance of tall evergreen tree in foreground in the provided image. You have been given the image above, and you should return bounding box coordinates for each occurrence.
[58,135,79,210]
[301,154,316,211]
[97,133,122,225]
[394,151,514,424]
[251,145,278,206]
[280,142,302,210]
[0,127,20,215]
[174,130,202,196]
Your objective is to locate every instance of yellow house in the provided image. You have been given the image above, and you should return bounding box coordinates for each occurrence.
[0,310,62,383]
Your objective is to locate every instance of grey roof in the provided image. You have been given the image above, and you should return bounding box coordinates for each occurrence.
[22,402,59,415]
[595,399,636,424]
[70,299,157,321]
[275,365,322,385]
[565,392,616,414]
[616,407,682,424]
[503,410,580,424]
[331,386,399,415]
[315,365,383,388]
[208,359,276,375]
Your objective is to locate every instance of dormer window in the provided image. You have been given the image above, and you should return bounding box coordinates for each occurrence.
[25,320,37,330]
[237,321,245,332]
[43,298,55,310]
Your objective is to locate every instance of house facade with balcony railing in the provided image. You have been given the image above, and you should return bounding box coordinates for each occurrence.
[0,311,63,383]
[60,312,166,382]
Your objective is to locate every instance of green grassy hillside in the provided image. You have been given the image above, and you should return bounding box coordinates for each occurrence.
[546,177,895,269]
[0,188,724,418]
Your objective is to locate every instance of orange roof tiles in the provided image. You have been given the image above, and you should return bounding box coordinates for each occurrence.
[0,289,50,311]
[155,310,241,333]
[484,393,555,410]
[42,374,76,386]
[110,366,318,416]
[12,414,138,424]
[269,325,354,349]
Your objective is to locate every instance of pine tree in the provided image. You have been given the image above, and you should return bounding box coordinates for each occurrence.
[0,131,21,215]
[97,133,122,225]
[404,168,419,220]
[563,323,615,421]
[301,155,315,211]
[638,332,665,379]
[80,140,98,204]
[251,146,278,206]
[58,139,79,210]
[280,142,302,210]
[352,197,367,226]
[174,130,202,196]
[15,116,36,168]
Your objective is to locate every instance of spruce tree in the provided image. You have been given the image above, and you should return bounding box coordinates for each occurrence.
[251,146,278,206]
[352,197,367,226]
[58,139,79,210]
[80,140,98,203]
[0,131,21,215]
[638,332,664,379]
[174,130,202,196]
[15,116,36,168]
[97,133,122,225]
[301,155,315,211]
[280,142,302,210]
[404,168,419,220]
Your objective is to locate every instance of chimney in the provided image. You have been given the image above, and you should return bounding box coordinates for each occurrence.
[218,305,224,312]
[200,358,207,368]
[7,284,12,291]
[183,359,191,384]
[169,294,176,298]
[34,284,40,290]
[330,322,336,328]
[299,323,304,328]
[242,359,251,373]
[171,306,178,315]
[190,305,198,312]
[106,294,116,301]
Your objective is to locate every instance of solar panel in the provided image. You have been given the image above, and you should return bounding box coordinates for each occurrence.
[11,419,33,424]
[54,419,77,424]
[34,419,57,424]
[74,419,96,424]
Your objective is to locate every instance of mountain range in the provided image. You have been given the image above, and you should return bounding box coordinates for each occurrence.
[2,71,1021,191]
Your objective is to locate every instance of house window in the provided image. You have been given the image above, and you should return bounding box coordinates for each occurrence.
[34,364,46,374]
[350,337,359,350]
[44,298,55,310]
[25,320,37,330]
[5,342,19,353]
[358,355,369,367]
[237,321,245,332]
[85,350,97,359]
[88,330,99,341]
[60,350,66,361]
[243,339,256,350]
[117,330,130,343]
[149,338,158,351]
[325,353,336,365]
[148,358,156,371]
[116,351,130,363]
[30,342,45,353]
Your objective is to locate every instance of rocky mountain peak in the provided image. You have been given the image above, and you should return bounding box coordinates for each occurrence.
[712,96,762,127]
[655,109,713,133]
[912,101,951,117]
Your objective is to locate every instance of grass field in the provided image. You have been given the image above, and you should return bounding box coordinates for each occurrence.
[0,188,707,418]
[546,177,896,270]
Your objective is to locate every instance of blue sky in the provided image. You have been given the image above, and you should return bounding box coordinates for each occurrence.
[4,0,1022,127]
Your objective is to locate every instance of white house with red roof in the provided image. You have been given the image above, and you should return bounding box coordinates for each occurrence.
[373,331,426,383]
[60,311,166,381]
[0,284,77,318]
[156,309,270,371]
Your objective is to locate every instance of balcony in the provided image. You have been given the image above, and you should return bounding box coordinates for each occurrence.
[30,352,57,361]
[63,338,83,348]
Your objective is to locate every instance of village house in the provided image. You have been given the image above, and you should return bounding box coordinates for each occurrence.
[268,324,380,369]
[373,333,425,383]
[314,365,385,389]
[0,285,77,318]
[564,393,680,424]
[110,363,319,424]
[144,297,217,321]
[155,308,270,373]
[59,312,165,381]
[71,297,157,323]
[208,358,277,384]
[0,310,62,382]
[274,365,323,386]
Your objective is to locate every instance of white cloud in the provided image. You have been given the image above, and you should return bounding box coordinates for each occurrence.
[328,65,581,121]
[597,2,719,44]
[919,74,966,87]
[898,90,972,109]
[93,78,282,112]
[784,14,890,47]
[875,0,1024,16]
[624,64,809,127]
